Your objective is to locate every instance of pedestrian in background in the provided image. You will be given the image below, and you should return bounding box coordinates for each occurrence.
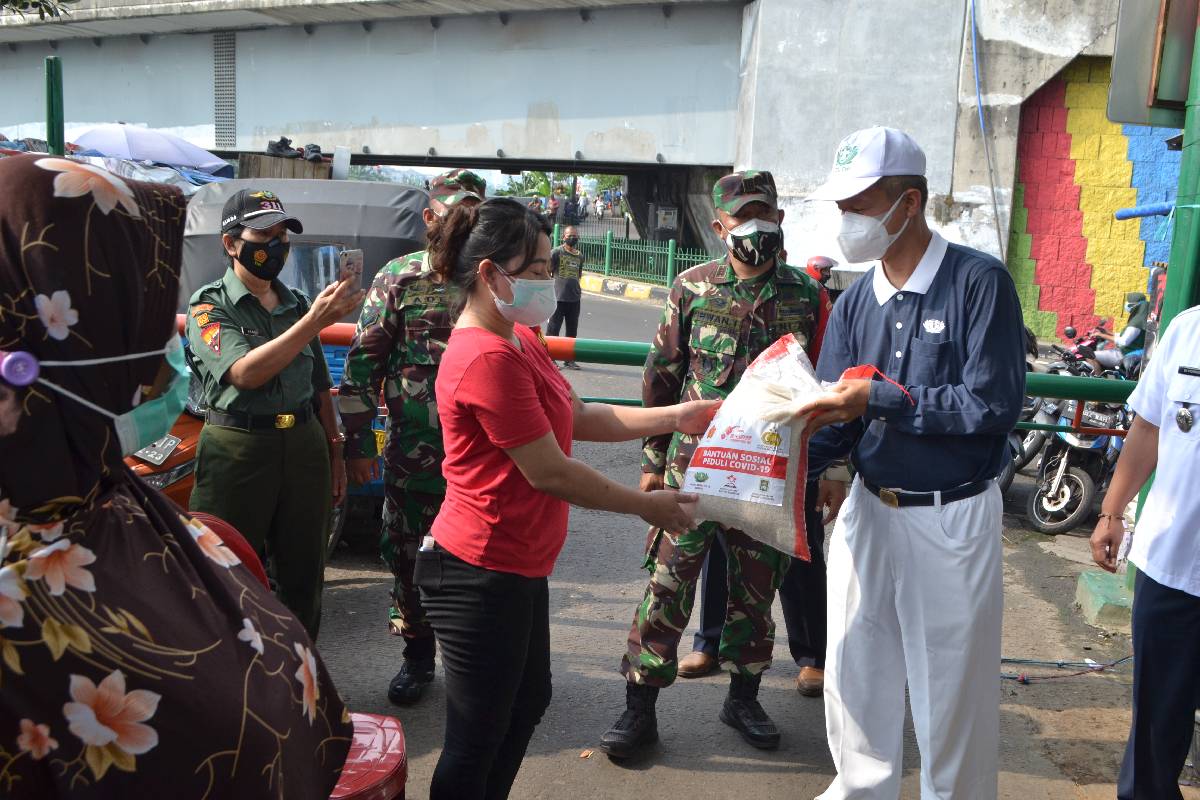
[187,189,363,639]
[600,170,835,760]
[340,168,486,705]
[415,197,717,799]
[1090,304,1200,800]
[547,225,585,370]
[803,127,1025,799]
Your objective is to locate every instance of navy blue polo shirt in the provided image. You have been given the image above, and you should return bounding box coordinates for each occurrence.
[808,232,1026,492]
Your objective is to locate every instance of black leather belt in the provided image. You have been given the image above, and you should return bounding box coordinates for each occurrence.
[206,406,313,431]
[862,478,990,508]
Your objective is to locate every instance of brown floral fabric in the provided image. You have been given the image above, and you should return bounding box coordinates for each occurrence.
[0,154,351,798]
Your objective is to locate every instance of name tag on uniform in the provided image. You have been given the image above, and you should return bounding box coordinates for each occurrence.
[693,310,740,330]
[1178,366,1200,377]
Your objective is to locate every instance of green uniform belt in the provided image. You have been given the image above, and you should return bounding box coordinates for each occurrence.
[206,405,314,431]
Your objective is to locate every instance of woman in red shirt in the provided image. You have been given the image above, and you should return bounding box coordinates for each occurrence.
[417,198,716,799]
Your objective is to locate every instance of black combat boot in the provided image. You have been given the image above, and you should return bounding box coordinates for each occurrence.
[387,658,435,705]
[719,672,780,749]
[599,683,659,759]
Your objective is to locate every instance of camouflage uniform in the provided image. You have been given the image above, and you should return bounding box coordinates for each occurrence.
[621,173,831,689]
[339,169,484,657]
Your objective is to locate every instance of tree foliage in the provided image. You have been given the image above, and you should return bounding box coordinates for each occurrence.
[496,170,552,198]
[1,0,77,20]
[586,173,623,193]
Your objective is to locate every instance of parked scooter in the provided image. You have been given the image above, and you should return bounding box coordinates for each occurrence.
[1026,392,1128,534]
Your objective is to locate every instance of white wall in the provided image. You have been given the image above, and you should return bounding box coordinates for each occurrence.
[233,4,741,164]
[734,0,968,264]
[0,34,216,144]
[1,4,744,166]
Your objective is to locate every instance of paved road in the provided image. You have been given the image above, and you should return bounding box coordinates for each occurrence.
[320,294,1189,800]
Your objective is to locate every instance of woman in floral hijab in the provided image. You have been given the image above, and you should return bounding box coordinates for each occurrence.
[0,154,351,798]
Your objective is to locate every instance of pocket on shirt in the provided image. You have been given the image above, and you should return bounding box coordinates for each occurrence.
[1164,375,1200,443]
[907,337,956,386]
[689,334,737,388]
[403,324,450,366]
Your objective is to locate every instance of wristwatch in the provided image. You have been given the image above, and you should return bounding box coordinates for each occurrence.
[327,432,346,446]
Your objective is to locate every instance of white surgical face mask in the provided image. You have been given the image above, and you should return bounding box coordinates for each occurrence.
[836,192,911,263]
[490,269,558,327]
[36,336,190,456]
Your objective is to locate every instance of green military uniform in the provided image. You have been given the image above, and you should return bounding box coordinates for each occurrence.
[340,168,485,667]
[621,172,830,689]
[187,267,333,639]
[340,263,455,658]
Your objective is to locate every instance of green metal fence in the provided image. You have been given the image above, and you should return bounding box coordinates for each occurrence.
[553,224,716,287]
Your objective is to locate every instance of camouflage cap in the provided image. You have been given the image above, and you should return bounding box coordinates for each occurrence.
[429,168,486,206]
[713,170,778,214]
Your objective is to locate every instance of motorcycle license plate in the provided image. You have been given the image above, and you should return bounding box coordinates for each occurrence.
[132,434,181,466]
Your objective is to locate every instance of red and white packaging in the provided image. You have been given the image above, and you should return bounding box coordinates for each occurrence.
[682,334,826,560]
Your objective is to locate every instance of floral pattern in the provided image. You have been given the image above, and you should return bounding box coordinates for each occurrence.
[293,643,320,725]
[16,719,58,760]
[0,566,25,628]
[186,517,241,568]
[25,540,97,596]
[237,617,264,656]
[0,155,350,798]
[34,158,140,218]
[33,291,78,342]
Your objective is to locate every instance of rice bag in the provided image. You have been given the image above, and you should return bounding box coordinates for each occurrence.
[680,334,827,560]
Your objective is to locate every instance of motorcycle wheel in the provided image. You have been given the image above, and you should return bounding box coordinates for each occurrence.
[1014,430,1046,471]
[325,498,348,560]
[1026,466,1096,535]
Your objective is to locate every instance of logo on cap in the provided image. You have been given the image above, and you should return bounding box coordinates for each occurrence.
[834,144,859,171]
[249,190,279,201]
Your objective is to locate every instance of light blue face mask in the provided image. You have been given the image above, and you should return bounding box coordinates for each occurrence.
[35,336,190,456]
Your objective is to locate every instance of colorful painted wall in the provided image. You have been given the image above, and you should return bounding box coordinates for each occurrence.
[1007,56,1181,339]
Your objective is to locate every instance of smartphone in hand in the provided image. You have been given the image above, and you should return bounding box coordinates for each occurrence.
[337,249,364,287]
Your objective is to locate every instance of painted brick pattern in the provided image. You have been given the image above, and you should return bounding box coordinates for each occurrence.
[1006,56,1180,339]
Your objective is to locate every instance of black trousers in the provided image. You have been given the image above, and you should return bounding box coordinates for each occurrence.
[415,546,552,800]
[1117,569,1200,800]
[694,479,827,668]
[547,300,580,339]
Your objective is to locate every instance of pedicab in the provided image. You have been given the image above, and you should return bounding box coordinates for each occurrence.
[125,179,430,800]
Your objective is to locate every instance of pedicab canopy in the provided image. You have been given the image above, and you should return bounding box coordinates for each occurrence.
[181,179,430,318]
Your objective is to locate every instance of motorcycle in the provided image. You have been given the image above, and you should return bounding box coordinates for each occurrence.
[1026,393,1128,534]
[1016,325,1101,472]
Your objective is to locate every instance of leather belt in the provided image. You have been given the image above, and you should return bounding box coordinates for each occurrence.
[862,478,991,508]
[206,406,312,431]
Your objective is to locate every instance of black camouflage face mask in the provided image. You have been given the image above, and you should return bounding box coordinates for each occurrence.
[723,219,782,267]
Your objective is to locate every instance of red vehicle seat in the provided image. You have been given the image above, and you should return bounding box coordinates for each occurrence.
[187,512,270,590]
[330,713,407,800]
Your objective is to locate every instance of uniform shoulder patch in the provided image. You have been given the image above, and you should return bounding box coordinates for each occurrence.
[200,322,221,354]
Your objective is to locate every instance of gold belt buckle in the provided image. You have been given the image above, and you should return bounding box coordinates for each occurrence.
[275,413,296,429]
[878,488,900,508]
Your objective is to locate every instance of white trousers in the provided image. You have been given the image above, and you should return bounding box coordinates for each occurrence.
[817,479,1003,800]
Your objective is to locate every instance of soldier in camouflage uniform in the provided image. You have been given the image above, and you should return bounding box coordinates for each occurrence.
[600,171,834,759]
[340,168,485,705]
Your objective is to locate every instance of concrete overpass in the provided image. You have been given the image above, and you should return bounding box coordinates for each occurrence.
[1,0,1121,255]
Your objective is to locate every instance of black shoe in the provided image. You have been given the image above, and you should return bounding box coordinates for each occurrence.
[719,672,780,749]
[599,683,659,759]
[302,143,323,163]
[387,658,435,705]
[564,361,581,370]
[266,136,300,159]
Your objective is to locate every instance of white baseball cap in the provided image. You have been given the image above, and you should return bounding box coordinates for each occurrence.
[807,127,927,202]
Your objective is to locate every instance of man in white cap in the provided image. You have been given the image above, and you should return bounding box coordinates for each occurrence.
[798,127,1026,798]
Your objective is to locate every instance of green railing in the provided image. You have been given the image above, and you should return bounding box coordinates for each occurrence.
[553,224,715,287]
[562,338,1138,420]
